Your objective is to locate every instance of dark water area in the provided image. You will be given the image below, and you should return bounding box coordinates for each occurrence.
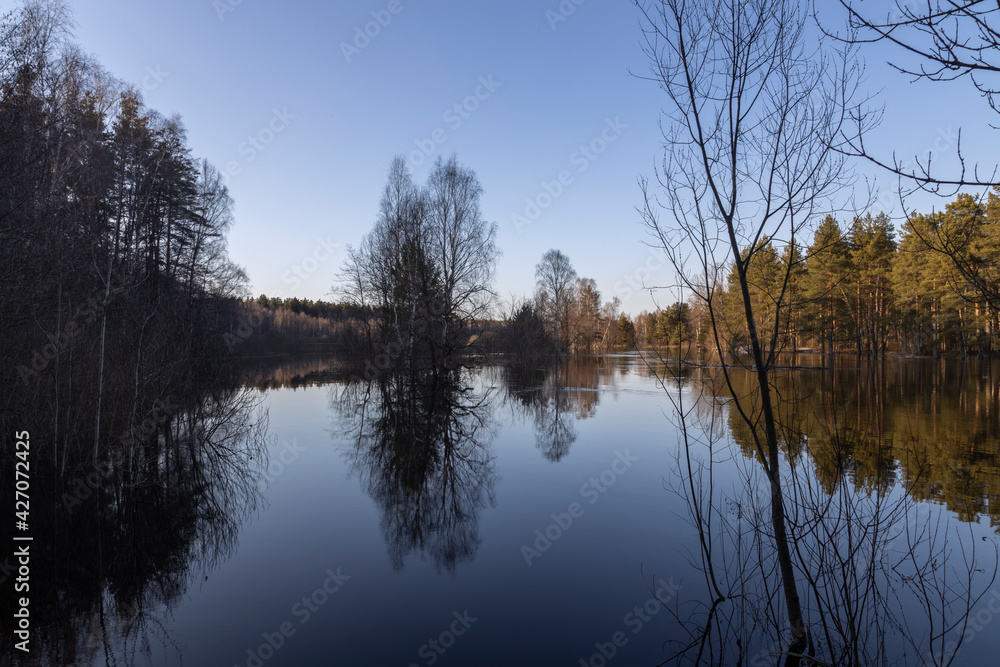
[3,354,1000,666]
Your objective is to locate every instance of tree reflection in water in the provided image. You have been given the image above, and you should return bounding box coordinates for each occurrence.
[647,356,1000,666]
[0,386,269,666]
[333,369,499,574]
[500,356,608,462]
[333,357,628,573]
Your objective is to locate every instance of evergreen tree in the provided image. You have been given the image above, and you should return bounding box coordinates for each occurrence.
[802,216,852,356]
[848,213,897,357]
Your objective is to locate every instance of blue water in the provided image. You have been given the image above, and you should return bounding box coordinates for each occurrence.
[94,355,1000,666]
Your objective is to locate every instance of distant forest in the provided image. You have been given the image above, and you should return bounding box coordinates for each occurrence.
[640,195,1000,359]
[247,190,1000,361]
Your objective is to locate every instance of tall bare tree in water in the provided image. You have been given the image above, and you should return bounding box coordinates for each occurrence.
[425,155,500,358]
[633,0,866,661]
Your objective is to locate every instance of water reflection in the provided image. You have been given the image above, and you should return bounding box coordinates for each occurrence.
[650,355,1000,666]
[332,371,500,574]
[500,356,614,462]
[248,353,1000,534]
[15,352,995,665]
[675,357,1000,526]
[0,385,268,666]
[243,354,1000,664]
[323,357,633,573]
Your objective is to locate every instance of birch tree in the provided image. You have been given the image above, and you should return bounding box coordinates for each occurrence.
[534,249,577,352]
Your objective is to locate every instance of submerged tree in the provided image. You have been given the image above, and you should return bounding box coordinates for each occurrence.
[338,155,498,372]
[498,298,553,358]
[615,313,637,348]
[425,155,500,355]
[634,0,867,660]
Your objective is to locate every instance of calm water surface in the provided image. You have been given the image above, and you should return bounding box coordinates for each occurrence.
[75,355,1000,665]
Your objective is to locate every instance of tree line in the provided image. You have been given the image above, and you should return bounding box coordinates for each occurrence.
[252,294,371,320]
[265,189,1000,362]
[604,193,1000,359]
[1,1,248,464]
[695,193,1000,360]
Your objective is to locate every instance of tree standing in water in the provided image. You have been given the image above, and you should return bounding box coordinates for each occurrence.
[634,0,867,661]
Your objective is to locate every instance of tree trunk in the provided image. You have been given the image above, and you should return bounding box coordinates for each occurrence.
[735,263,808,661]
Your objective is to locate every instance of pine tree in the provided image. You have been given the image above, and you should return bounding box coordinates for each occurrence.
[848,213,897,357]
[802,216,852,356]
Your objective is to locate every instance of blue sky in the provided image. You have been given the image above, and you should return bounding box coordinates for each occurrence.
[66,0,999,315]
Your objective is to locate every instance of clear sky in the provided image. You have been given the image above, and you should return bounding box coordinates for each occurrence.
[65,0,999,315]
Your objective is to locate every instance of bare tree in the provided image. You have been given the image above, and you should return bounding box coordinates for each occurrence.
[425,155,500,356]
[534,249,577,352]
[828,0,1000,192]
[337,155,498,370]
[341,156,430,365]
[184,160,235,299]
[634,0,865,661]
[826,2,1000,312]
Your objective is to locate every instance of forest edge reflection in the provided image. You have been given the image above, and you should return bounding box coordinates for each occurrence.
[317,352,1000,664]
[248,353,1000,561]
[0,378,270,666]
[8,353,997,665]
[644,350,1000,666]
